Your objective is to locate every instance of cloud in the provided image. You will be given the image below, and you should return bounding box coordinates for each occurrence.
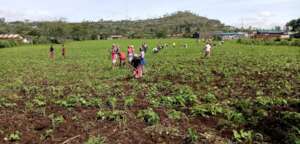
[0,9,56,21]
[258,11,274,17]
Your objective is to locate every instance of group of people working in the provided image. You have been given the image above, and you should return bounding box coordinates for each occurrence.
[111,43,147,79]
[48,40,215,79]
[49,45,66,59]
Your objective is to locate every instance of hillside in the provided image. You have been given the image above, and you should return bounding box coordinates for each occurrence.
[97,11,225,38]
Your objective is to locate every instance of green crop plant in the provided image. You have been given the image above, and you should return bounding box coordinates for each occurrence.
[85,136,106,144]
[168,110,183,120]
[6,131,21,142]
[224,109,245,124]
[0,97,16,108]
[138,108,160,125]
[33,95,47,107]
[106,97,117,109]
[96,110,126,122]
[49,114,65,128]
[186,128,199,143]
[203,93,217,103]
[233,129,253,143]
[191,104,224,117]
[124,96,135,108]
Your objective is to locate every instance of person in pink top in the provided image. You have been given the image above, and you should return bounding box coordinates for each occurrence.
[111,44,119,68]
[127,45,135,63]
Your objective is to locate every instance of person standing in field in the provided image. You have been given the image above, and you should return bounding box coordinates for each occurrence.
[111,44,119,68]
[204,42,212,57]
[49,45,55,60]
[119,51,126,66]
[62,44,66,58]
[142,42,148,53]
[140,48,146,73]
[127,45,135,63]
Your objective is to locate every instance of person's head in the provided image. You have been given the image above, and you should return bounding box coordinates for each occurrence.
[112,44,116,48]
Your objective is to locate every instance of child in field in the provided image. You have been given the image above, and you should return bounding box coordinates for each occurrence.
[119,51,126,66]
[127,45,135,63]
[62,45,66,58]
[142,42,148,53]
[111,44,119,68]
[49,45,55,59]
[131,55,143,78]
[204,43,212,57]
[140,48,146,73]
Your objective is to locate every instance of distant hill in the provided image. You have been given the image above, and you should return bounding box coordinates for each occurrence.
[0,11,227,43]
[97,11,225,38]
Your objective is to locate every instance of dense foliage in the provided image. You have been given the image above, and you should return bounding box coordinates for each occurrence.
[287,18,300,32]
[237,38,300,46]
[0,40,20,48]
[0,39,299,143]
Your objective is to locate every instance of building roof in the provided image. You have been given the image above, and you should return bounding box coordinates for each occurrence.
[0,34,24,39]
[256,30,285,35]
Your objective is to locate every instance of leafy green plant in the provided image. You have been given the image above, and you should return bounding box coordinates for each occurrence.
[0,97,16,108]
[138,108,160,125]
[186,128,198,143]
[124,96,135,107]
[224,109,245,124]
[96,110,125,122]
[256,96,287,107]
[40,129,53,140]
[191,104,223,117]
[55,96,79,108]
[85,136,106,144]
[33,95,47,107]
[6,131,21,142]
[168,110,183,120]
[106,97,117,109]
[233,129,253,143]
[49,114,65,128]
[203,93,217,103]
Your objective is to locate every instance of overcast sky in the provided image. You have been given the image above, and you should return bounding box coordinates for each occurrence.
[0,0,299,28]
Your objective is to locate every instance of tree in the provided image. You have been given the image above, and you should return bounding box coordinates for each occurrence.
[287,18,300,32]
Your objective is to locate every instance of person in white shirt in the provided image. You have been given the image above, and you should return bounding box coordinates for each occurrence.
[204,43,212,57]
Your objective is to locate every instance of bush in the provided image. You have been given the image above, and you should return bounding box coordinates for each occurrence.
[32,36,51,44]
[237,38,300,47]
[0,40,19,48]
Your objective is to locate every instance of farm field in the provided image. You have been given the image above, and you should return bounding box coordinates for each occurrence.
[0,39,299,144]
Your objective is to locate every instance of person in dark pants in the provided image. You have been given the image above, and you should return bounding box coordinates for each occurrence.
[49,45,55,60]
[131,55,142,79]
[62,45,66,58]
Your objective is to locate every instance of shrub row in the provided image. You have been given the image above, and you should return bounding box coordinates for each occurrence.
[0,40,19,48]
[237,38,300,46]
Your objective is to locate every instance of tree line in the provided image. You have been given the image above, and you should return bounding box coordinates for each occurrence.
[0,11,226,44]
